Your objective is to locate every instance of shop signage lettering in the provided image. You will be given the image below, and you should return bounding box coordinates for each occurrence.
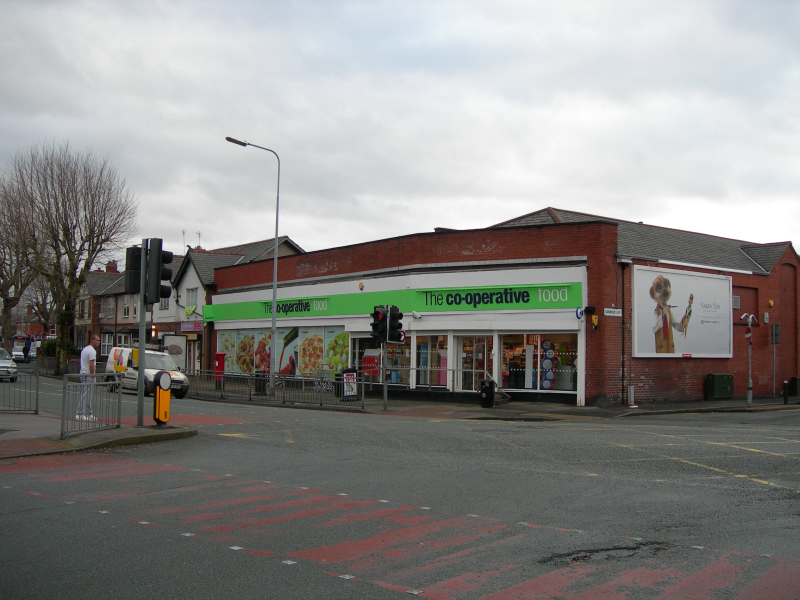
[423,286,571,309]
[205,281,581,322]
[425,288,532,308]
[264,299,313,316]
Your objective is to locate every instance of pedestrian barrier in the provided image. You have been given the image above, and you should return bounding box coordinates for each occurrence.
[0,370,39,414]
[184,370,365,409]
[60,373,122,439]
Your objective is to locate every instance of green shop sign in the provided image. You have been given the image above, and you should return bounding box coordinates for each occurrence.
[203,282,582,322]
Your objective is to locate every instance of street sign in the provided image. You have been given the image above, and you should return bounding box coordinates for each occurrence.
[744,326,752,345]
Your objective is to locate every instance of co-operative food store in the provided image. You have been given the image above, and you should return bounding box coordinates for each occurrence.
[202,208,800,406]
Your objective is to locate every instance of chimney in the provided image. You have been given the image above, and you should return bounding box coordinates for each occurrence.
[106,260,119,273]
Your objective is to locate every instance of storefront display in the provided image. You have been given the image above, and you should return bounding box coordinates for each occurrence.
[217,325,348,376]
[207,265,586,402]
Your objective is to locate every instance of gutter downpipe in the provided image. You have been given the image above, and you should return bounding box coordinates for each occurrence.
[618,257,633,406]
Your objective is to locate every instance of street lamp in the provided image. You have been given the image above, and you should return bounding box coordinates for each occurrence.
[226,136,281,392]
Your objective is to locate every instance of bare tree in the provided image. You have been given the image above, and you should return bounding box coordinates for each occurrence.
[26,275,57,341]
[0,183,37,350]
[4,142,138,374]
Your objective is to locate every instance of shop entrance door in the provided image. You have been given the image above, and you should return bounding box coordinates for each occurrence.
[456,336,493,392]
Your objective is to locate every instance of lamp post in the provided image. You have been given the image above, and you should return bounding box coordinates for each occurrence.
[226,136,281,392]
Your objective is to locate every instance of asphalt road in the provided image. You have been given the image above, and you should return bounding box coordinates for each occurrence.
[1,380,799,598]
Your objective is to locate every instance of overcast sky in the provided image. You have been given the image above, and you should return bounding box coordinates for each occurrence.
[2,0,798,264]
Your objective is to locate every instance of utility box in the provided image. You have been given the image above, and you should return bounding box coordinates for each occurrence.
[705,373,733,400]
[790,377,799,397]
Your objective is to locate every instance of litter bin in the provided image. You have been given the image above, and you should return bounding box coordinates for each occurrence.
[479,379,495,408]
[255,370,267,395]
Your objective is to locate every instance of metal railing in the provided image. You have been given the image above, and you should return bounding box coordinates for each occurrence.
[36,356,82,376]
[184,369,365,409]
[0,369,39,413]
[60,373,122,439]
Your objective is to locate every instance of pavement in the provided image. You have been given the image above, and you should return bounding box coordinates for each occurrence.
[1,393,798,460]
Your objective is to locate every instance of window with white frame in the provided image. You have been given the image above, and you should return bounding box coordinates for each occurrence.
[160,292,170,310]
[123,295,130,318]
[186,287,198,306]
[101,333,113,355]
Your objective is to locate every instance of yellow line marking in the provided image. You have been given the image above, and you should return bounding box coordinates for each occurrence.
[617,444,789,490]
[218,433,260,440]
[284,430,295,444]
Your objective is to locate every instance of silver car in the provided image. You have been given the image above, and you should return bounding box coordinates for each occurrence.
[0,348,18,381]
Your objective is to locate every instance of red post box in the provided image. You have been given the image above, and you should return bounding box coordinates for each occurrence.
[214,352,226,390]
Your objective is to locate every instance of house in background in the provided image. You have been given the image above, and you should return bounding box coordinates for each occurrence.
[152,237,304,370]
[74,261,126,353]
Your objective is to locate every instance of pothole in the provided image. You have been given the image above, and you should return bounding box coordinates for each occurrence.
[539,541,668,566]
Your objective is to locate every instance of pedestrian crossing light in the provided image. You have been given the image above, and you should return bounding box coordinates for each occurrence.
[370,306,388,341]
[145,238,174,305]
[387,305,404,343]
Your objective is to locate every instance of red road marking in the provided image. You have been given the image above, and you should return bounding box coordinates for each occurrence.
[655,554,746,600]
[734,559,800,600]
[120,414,251,426]
[4,453,800,599]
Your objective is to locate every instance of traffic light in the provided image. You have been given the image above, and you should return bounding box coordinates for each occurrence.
[387,305,404,343]
[124,246,141,294]
[370,306,388,341]
[145,238,174,305]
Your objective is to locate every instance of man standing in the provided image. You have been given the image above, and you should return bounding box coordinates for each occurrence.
[77,335,101,421]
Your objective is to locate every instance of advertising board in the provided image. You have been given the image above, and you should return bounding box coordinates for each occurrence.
[632,265,732,358]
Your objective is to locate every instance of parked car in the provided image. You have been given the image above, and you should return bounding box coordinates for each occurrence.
[11,347,27,363]
[105,347,189,398]
[0,349,18,381]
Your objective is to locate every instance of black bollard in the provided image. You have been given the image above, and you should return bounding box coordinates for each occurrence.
[784,380,789,405]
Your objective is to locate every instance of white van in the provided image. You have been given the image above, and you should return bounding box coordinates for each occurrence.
[105,347,189,399]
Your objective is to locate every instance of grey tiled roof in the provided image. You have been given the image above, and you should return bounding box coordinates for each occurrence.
[493,207,795,274]
[212,236,305,263]
[173,236,305,289]
[85,272,124,295]
[189,252,244,287]
[740,243,791,273]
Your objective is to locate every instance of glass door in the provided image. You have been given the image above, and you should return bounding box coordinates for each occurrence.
[456,336,493,392]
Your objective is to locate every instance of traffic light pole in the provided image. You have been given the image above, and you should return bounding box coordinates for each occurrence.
[382,340,388,411]
[137,239,148,426]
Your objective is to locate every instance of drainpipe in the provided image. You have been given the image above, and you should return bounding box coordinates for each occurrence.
[617,257,633,405]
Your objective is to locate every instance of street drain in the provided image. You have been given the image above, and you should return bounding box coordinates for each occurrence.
[540,541,667,566]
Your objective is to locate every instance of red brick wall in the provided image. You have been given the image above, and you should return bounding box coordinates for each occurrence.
[214,223,615,292]
[623,249,800,404]
[212,224,800,404]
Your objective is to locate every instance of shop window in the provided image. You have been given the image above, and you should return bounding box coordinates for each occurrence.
[500,333,577,392]
[386,340,410,385]
[416,335,448,387]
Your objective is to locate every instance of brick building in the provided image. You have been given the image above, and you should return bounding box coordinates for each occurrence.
[200,208,799,405]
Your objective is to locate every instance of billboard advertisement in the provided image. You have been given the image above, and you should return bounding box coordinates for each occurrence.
[632,265,732,358]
